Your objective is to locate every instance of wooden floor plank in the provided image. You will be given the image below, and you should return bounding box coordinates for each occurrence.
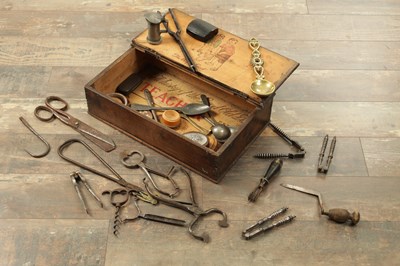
[0,37,129,67]
[0,0,308,14]
[205,176,400,222]
[1,0,400,265]
[203,13,400,41]
[264,40,400,70]
[361,138,400,177]
[0,219,109,266]
[271,101,400,137]
[277,70,400,102]
[3,11,399,41]
[103,220,400,265]
[308,0,400,15]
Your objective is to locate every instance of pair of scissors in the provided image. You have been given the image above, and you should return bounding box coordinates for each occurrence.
[34,96,116,152]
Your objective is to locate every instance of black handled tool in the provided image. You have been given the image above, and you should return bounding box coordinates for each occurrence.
[280,183,360,225]
[248,158,283,202]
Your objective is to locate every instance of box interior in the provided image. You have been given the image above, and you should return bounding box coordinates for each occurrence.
[91,48,258,152]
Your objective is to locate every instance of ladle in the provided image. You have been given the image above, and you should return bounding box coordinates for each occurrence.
[130,103,210,116]
[200,95,231,142]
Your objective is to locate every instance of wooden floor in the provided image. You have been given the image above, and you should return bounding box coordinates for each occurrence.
[1,1,400,265]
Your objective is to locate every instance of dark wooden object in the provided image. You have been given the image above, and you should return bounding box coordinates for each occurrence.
[85,9,298,182]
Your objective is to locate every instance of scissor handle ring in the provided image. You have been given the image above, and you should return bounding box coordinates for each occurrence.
[45,96,68,110]
[121,150,145,168]
[34,105,55,122]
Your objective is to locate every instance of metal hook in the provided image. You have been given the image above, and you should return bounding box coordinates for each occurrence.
[19,116,51,158]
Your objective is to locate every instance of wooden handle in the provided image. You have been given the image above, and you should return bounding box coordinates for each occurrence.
[322,208,360,225]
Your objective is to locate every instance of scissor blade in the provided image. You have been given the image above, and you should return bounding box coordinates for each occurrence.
[69,117,116,152]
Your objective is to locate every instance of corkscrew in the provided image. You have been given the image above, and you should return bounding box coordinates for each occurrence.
[242,207,296,240]
[102,188,131,237]
[254,122,305,160]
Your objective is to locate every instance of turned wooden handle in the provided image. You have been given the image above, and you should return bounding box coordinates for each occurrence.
[322,208,360,225]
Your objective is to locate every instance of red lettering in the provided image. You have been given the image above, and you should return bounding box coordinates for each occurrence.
[174,100,186,108]
[148,86,161,95]
[140,82,152,91]
[165,96,178,106]
[155,92,168,103]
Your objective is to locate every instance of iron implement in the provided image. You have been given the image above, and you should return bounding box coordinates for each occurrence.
[242,207,295,240]
[144,167,228,243]
[280,183,360,225]
[58,138,156,205]
[34,96,116,152]
[70,171,103,215]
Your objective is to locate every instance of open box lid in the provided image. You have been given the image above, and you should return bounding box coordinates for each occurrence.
[132,9,299,105]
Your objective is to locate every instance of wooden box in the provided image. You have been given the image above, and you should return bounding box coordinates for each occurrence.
[84,9,298,183]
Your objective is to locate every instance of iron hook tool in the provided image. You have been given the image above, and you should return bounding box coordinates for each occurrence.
[19,116,51,158]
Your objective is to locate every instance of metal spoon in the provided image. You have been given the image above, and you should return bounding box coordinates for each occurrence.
[200,95,231,142]
[251,79,275,96]
[130,103,210,116]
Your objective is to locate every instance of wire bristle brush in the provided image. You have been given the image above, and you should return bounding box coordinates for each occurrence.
[248,158,283,202]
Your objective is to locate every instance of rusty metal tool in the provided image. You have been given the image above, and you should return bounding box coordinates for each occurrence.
[70,170,103,215]
[19,116,51,158]
[254,122,305,160]
[280,183,360,225]
[242,207,296,240]
[317,135,336,173]
[123,195,186,227]
[163,8,197,72]
[248,158,283,202]
[121,150,180,198]
[58,138,156,205]
[144,167,228,243]
[143,89,159,122]
[34,96,116,152]
[102,188,131,237]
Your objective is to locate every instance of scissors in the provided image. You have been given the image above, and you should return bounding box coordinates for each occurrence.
[34,96,116,152]
[121,150,180,198]
[144,167,229,243]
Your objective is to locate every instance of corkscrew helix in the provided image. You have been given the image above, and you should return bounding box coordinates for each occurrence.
[102,188,131,237]
[254,122,305,160]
